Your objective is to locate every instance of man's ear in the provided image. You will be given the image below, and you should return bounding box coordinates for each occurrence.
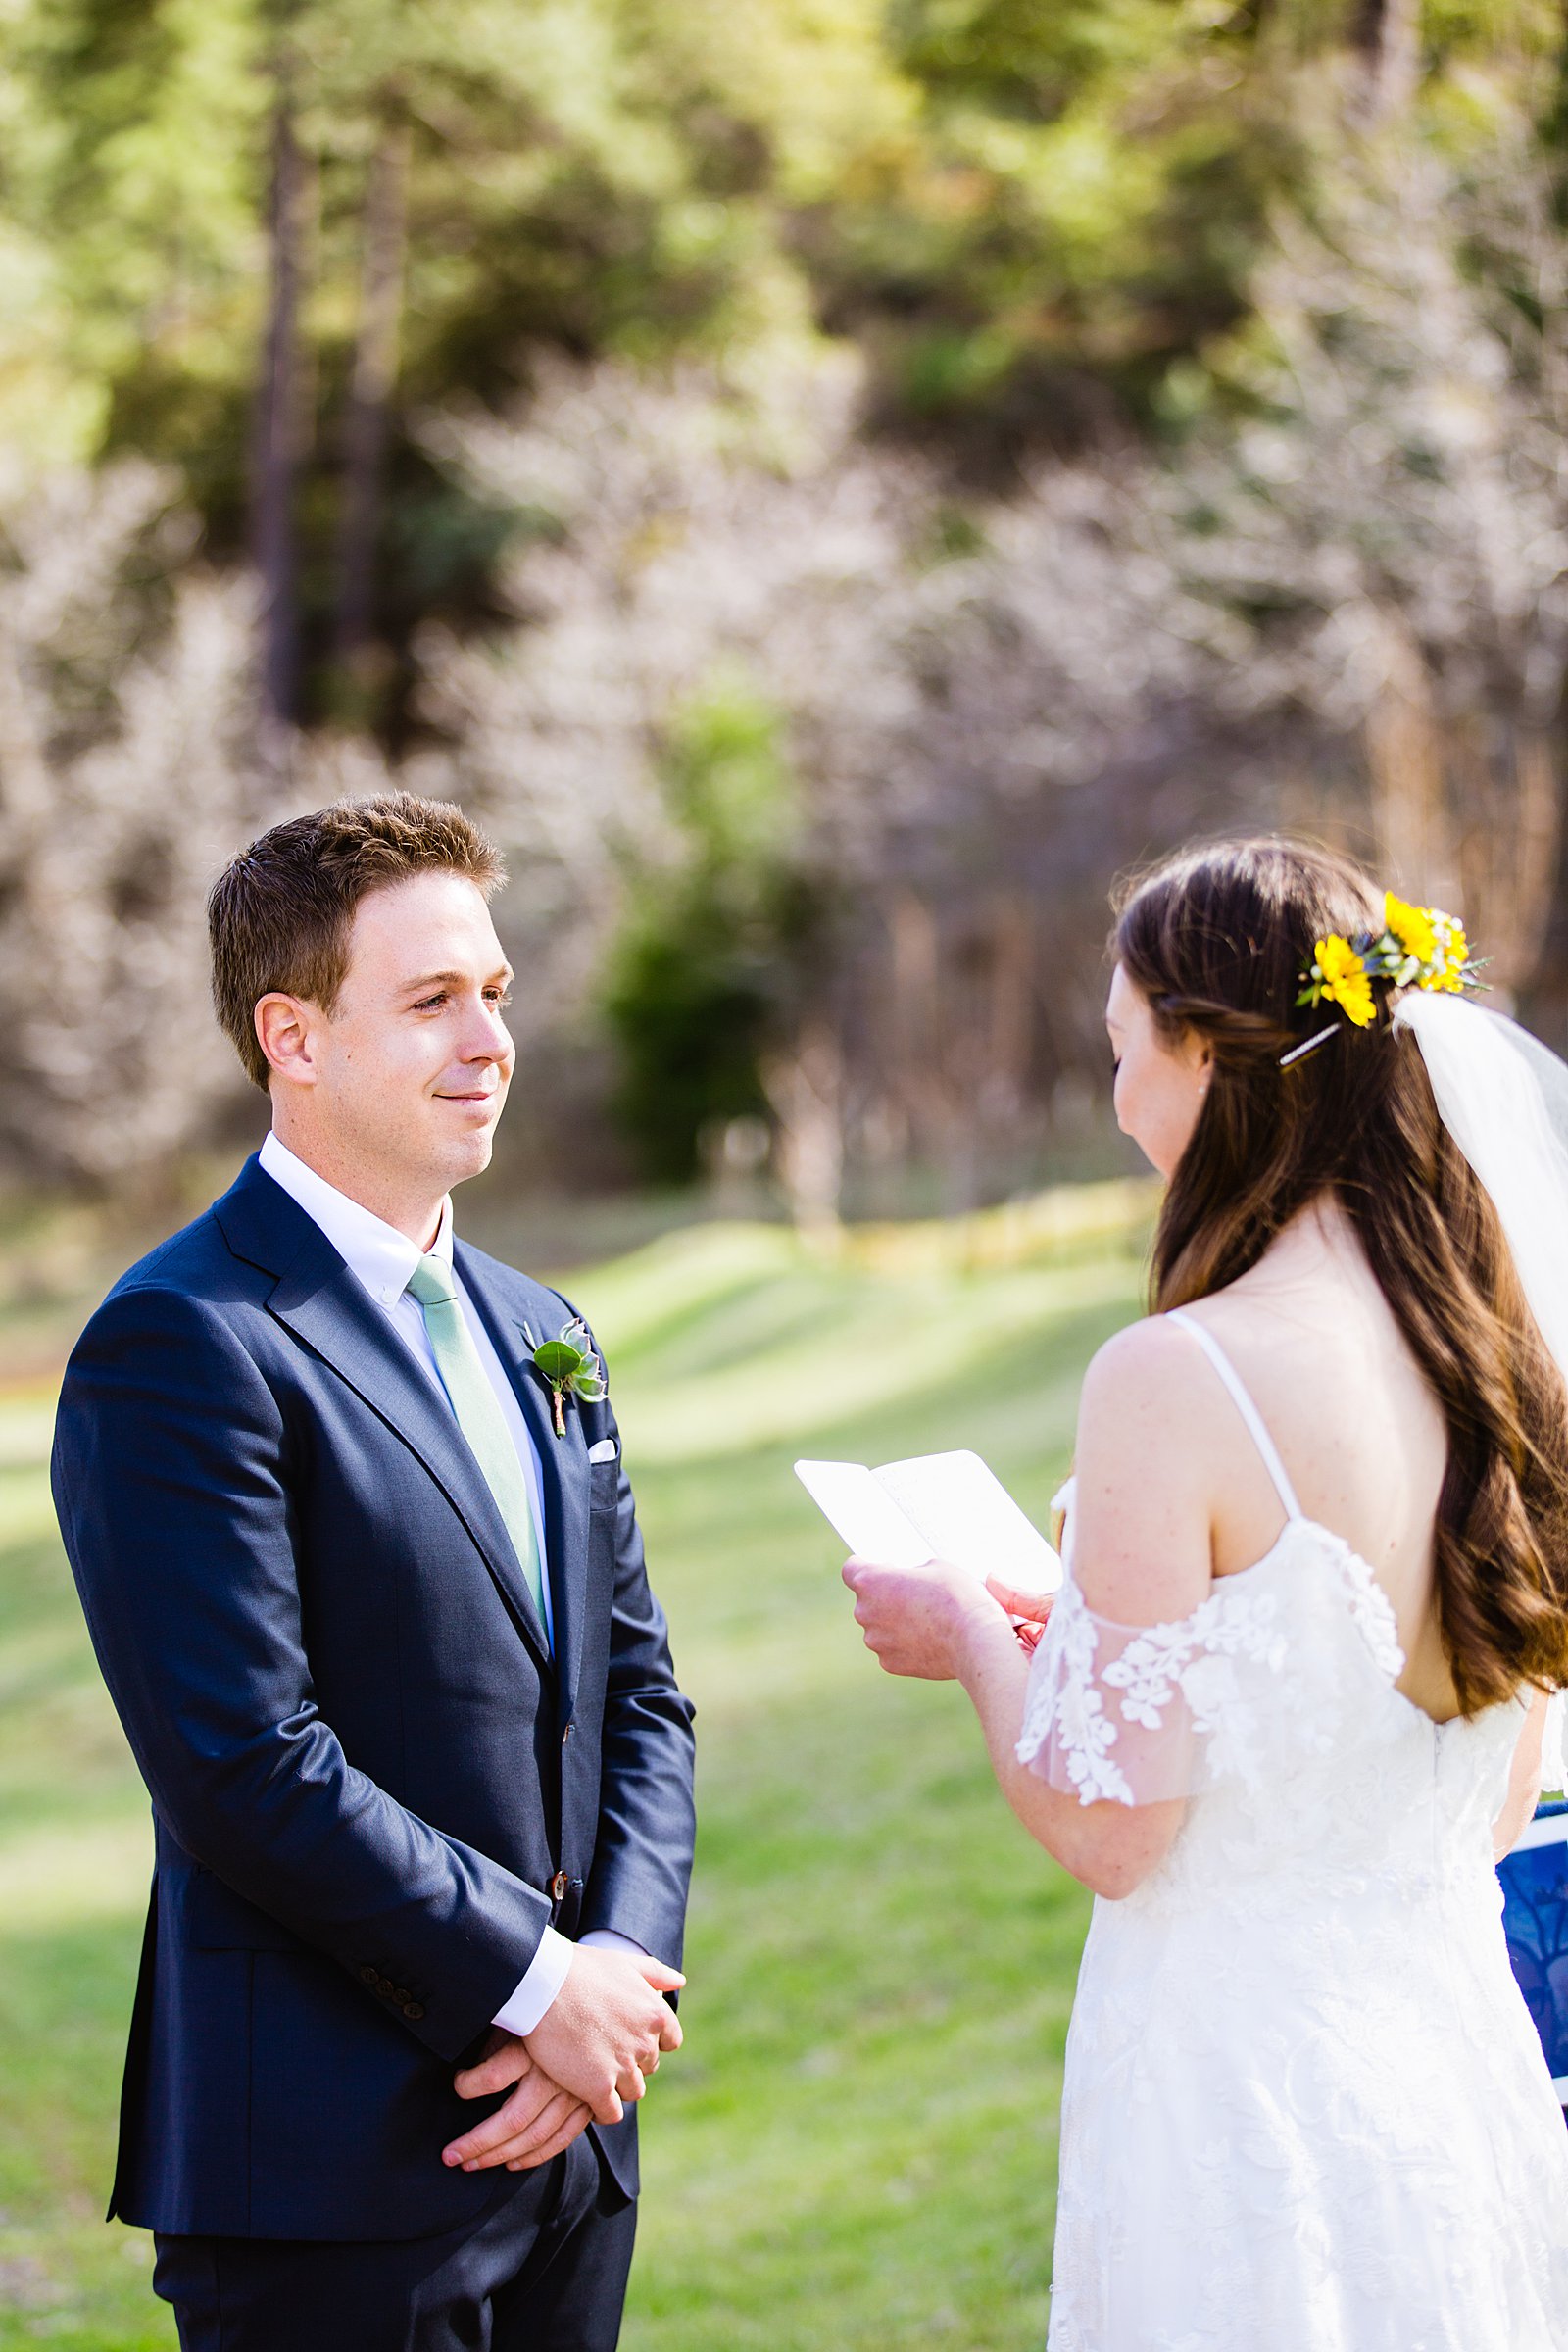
[255,992,320,1088]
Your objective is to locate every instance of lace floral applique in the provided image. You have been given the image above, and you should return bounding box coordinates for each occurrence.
[1031,1582,1129,1804]
[1017,1574,1289,1808]
[1324,1532,1406,1681]
[1018,1463,1415,1810]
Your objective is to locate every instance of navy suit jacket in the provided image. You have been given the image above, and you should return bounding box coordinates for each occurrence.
[50,1154,696,2241]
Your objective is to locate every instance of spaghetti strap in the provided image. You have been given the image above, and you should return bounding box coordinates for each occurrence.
[1165,1309,1303,1523]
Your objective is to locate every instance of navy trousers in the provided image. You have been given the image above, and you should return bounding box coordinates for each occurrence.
[152,2135,636,2352]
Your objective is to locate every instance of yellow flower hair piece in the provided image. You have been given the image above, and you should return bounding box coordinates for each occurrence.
[1384,893,1437,965]
[1421,912,1471,993]
[1312,934,1377,1028]
[1291,891,1484,1060]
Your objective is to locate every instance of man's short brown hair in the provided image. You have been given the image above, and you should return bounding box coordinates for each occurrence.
[209,792,506,1089]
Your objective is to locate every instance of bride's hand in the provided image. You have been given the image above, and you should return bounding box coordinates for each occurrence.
[985,1575,1054,1655]
[842,1554,1006,1680]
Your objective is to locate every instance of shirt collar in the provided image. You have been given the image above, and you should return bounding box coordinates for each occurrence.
[258,1131,454,1308]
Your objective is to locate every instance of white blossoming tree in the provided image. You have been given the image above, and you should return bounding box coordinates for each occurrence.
[0,462,379,1191]
[412,353,1220,1207]
[1147,129,1568,1000]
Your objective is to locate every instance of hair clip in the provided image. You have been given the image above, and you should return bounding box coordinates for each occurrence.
[1279,1023,1342,1069]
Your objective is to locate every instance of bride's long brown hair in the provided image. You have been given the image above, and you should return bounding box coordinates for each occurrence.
[1114,835,1568,1715]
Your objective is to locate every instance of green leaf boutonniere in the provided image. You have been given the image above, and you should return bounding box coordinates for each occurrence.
[525,1317,606,1438]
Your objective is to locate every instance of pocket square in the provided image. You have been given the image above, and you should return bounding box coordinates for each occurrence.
[587,1437,619,1464]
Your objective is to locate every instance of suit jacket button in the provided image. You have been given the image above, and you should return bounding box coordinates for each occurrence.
[551,1872,568,1902]
[360,1965,378,1985]
[392,1986,413,2006]
[376,1976,395,1998]
[562,1723,572,1744]
[404,2001,425,2021]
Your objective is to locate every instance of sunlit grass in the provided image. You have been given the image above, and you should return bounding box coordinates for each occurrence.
[0,1220,1144,2350]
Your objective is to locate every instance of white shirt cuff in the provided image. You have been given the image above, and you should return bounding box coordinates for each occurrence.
[491,1926,652,2037]
[492,1925,575,2037]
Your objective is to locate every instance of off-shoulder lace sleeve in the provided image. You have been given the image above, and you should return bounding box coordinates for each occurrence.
[1015,1572,1291,1806]
[1013,1482,1297,1807]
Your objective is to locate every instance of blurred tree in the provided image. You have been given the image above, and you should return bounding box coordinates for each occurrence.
[412,352,1225,1201]
[1152,117,1568,995]
[413,353,931,1192]
[0,0,267,486]
[0,0,897,723]
[838,0,1293,447]
[0,457,399,1192]
[253,20,314,739]
[332,97,410,681]
[604,669,810,1184]
[3,0,1558,732]
[0,464,265,1188]
[5,0,1568,1204]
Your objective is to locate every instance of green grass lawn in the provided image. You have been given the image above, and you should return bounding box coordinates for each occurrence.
[0,1217,1146,2350]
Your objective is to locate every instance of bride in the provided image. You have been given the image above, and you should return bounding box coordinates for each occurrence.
[844,837,1568,2350]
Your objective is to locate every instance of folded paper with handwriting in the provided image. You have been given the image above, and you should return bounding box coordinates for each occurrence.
[794,1449,1061,1592]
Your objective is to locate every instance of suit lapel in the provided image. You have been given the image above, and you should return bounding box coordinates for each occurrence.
[457,1246,589,1723]
[217,1160,553,1673]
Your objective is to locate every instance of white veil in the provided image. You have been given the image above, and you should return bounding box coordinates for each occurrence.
[1393,993,1568,1788]
[1395,995,1568,1382]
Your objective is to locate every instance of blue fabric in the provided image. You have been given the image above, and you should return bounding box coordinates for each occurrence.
[51,1154,695,2240]
[1500,1798,1568,2105]
[153,2132,636,2350]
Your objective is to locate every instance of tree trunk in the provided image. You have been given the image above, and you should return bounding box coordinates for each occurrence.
[1366,612,1460,908]
[986,891,1034,1110]
[1452,726,1560,1005]
[763,1022,845,1237]
[1349,0,1420,117]
[250,71,313,743]
[1520,714,1568,1053]
[332,108,412,681]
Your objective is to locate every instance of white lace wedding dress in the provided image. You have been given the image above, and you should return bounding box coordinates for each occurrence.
[1018,1311,1568,2352]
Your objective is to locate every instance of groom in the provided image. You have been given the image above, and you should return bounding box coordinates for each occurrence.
[51,792,696,2349]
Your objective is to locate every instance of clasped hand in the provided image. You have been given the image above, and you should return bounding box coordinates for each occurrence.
[843,1554,1053,1677]
[442,1943,684,2174]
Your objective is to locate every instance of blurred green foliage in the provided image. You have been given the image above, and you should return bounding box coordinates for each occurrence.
[605,670,814,1182]
[6,0,1563,645]
[4,0,1567,1185]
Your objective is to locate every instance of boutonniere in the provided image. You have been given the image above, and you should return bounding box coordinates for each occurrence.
[521,1317,607,1438]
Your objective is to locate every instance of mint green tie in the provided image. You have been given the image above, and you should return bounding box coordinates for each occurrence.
[405,1254,548,1637]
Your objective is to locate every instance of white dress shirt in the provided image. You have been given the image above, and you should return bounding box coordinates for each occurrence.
[258,1131,638,2035]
